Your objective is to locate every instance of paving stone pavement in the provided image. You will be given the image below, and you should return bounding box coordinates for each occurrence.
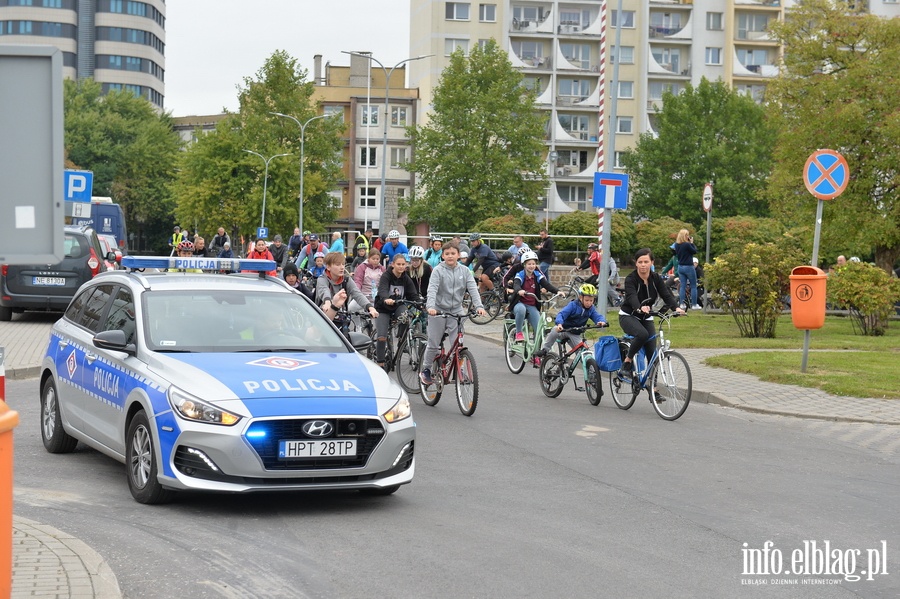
[2,312,897,599]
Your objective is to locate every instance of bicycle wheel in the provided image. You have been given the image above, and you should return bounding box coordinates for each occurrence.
[469,291,501,325]
[584,358,602,406]
[419,357,443,406]
[455,349,479,416]
[609,371,638,410]
[397,333,426,394]
[503,322,526,374]
[649,351,692,421]
[539,351,564,398]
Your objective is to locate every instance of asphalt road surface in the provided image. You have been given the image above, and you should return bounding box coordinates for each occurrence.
[7,336,899,598]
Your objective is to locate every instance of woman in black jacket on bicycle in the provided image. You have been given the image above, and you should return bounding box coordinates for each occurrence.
[618,248,684,375]
[374,254,421,368]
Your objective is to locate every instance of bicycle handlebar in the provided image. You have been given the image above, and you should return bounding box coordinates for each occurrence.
[558,323,609,334]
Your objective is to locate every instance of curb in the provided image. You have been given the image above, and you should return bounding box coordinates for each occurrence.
[5,366,40,381]
[13,516,122,599]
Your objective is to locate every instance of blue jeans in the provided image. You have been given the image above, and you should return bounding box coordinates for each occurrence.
[678,265,698,306]
[513,302,540,337]
[539,262,551,277]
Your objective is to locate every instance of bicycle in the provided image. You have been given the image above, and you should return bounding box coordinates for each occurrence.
[539,323,608,405]
[418,311,479,416]
[467,270,507,325]
[383,299,428,395]
[503,293,556,374]
[552,268,623,312]
[609,310,692,421]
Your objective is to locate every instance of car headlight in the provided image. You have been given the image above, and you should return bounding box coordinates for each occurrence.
[168,386,241,426]
[382,395,411,423]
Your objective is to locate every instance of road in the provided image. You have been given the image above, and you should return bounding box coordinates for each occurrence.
[7,336,899,598]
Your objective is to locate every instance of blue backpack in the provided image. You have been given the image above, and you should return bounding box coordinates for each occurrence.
[594,335,622,372]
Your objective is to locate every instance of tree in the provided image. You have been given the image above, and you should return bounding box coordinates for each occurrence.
[64,79,182,251]
[621,78,775,226]
[549,210,635,264]
[634,217,695,268]
[766,0,900,273]
[171,51,345,246]
[406,40,548,231]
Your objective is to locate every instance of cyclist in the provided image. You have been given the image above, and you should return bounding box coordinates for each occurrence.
[373,254,421,368]
[511,251,563,359]
[576,243,620,307]
[282,261,315,301]
[420,242,486,385]
[243,239,276,276]
[317,251,378,326]
[407,245,432,300]
[169,240,203,273]
[464,233,501,291]
[380,230,408,266]
[424,235,444,267]
[534,283,607,359]
[618,248,684,376]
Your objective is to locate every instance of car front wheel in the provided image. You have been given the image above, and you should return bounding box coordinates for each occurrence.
[126,410,175,504]
[40,378,78,453]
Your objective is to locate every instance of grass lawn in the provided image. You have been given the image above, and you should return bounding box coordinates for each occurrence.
[599,312,900,399]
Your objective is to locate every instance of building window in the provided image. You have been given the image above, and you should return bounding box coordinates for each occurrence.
[558,79,590,100]
[478,39,491,50]
[329,190,343,210]
[43,0,63,7]
[391,106,408,127]
[445,38,469,56]
[737,48,769,67]
[522,76,541,92]
[511,40,543,60]
[706,12,723,31]
[360,147,377,168]
[479,4,495,22]
[611,10,635,28]
[617,117,632,135]
[617,81,633,99]
[445,2,470,20]
[361,104,378,126]
[323,105,344,122]
[390,147,408,168]
[40,22,63,36]
[558,185,589,211]
[125,56,142,71]
[561,43,592,69]
[110,0,122,10]
[611,46,634,64]
[705,47,722,65]
[614,152,626,169]
[360,187,377,208]
[737,13,771,39]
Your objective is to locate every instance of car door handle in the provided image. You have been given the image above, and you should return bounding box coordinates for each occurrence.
[85,353,97,364]
[58,340,69,349]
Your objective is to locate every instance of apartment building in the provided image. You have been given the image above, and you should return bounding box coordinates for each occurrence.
[0,0,165,108]
[311,53,419,233]
[409,0,898,217]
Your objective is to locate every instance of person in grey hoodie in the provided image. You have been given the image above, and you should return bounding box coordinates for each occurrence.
[420,242,485,385]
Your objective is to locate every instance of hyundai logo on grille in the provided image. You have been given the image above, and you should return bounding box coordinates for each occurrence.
[302,420,333,438]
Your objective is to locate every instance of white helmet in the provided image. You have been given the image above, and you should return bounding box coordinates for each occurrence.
[517,246,530,256]
[520,250,539,263]
[388,230,400,239]
[459,251,469,260]
[408,245,425,259]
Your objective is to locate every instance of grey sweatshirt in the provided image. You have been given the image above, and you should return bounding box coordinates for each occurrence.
[426,261,483,315]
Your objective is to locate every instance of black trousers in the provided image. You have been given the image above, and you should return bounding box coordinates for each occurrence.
[618,314,657,363]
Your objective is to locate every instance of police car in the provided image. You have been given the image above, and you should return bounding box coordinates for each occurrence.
[39,256,415,504]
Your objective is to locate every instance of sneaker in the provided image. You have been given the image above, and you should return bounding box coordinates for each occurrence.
[419,369,433,385]
[514,332,524,342]
[533,348,547,358]
[691,304,702,310]
[532,357,542,368]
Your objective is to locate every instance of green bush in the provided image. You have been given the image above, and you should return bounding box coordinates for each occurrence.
[634,216,695,268]
[548,210,634,263]
[827,262,900,336]
[705,242,803,338]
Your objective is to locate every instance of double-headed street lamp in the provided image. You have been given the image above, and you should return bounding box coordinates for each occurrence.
[341,51,432,232]
[270,112,330,235]
[243,149,291,231]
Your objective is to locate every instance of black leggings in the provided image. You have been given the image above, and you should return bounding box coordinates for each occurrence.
[618,314,657,362]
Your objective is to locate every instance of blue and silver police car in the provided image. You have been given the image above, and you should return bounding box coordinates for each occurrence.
[39,256,415,503]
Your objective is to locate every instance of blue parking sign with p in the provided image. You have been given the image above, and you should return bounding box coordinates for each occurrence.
[257,227,269,240]
[64,169,93,202]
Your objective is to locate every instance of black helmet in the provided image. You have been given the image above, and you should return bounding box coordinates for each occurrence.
[469,232,482,242]
[500,251,514,263]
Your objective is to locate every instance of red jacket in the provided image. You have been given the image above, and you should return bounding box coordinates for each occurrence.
[244,249,276,276]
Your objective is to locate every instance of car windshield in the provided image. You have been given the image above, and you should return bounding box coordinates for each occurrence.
[142,290,349,353]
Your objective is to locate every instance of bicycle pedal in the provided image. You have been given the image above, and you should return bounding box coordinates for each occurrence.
[574,385,584,392]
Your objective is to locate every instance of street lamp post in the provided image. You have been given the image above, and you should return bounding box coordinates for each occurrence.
[547,150,558,229]
[342,51,432,232]
[243,149,291,232]
[270,112,329,235]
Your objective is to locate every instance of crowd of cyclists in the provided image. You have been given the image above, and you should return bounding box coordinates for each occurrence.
[170,226,682,404]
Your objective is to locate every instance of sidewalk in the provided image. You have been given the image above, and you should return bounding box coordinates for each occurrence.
[2,313,898,599]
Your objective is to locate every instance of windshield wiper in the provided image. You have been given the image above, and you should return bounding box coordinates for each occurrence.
[234,348,308,353]
[155,349,196,353]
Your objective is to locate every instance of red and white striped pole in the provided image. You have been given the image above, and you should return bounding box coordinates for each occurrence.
[596,0,608,248]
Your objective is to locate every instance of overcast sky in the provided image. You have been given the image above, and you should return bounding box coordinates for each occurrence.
[164,0,410,116]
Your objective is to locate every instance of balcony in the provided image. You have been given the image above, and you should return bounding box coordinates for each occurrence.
[558,21,582,34]
[557,95,589,106]
[649,25,683,38]
[521,55,552,70]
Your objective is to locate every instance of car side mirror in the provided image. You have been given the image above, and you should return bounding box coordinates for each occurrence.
[347,331,372,352]
[93,329,136,356]
[107,251,119,264]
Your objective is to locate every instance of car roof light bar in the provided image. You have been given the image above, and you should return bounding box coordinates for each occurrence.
[120,256,276,274]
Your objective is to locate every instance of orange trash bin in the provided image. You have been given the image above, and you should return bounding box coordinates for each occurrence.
[0,401,20,599]
[790,266,827,330]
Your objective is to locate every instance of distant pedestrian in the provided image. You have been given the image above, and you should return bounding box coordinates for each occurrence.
[535,228,554,277]
[269,235,289,273]
[674,228,699,309]
[330,231,345,257]
[287,227,303,258]
[210,227,230,255]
